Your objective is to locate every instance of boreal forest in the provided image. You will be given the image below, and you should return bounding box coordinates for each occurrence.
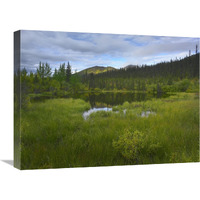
[14,44,199,169]
[15,50,199,109]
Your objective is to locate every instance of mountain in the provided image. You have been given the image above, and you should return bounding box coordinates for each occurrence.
[78,66,117,75]
[124,64,138,69]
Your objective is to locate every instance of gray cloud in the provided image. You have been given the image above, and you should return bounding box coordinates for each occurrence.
[20,30,199,72]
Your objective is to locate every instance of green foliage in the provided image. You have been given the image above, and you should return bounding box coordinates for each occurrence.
[53,63,66,83]
[49,79,60,95]
[18,93,199,169]
[80,54,199,92]
[70,73,81,93]
[37,62,52,78]
[15,56,199,99]
[90,110,112,119]
[176,79,190,92]
[21,95,31,109]
[66,62,72,82]
[14,56,199,169]
[113,129,161,164]
[113,129,145,162]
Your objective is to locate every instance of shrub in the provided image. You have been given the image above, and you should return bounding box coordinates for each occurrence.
[122,101,129,108]
[113,129,161,164]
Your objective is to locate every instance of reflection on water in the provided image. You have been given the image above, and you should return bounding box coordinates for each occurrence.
[71,92,147,108]
[141,111,156,117]
[30,91,165,120]
[83,107,156,120]
[83,107,112,120]
[65,92,169,108]
[30,91,171,108]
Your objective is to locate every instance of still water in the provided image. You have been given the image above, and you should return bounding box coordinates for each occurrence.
[31,92,169,119]
[66,92,168,108]
[31,91,170,107]
[82,108,156,120]
[83,107,113,120]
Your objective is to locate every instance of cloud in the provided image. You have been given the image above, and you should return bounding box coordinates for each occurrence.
[20,30,199,72]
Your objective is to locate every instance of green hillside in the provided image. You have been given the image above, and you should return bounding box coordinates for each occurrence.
[78,66,117,75]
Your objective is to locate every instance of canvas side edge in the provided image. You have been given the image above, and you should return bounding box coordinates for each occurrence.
[14,30,21,169]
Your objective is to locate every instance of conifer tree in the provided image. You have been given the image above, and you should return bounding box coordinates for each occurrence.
[66,62,72,82]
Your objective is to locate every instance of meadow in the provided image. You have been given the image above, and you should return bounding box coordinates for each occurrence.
[18,92,199,169]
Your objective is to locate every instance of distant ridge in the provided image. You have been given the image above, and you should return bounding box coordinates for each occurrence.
[78,66,117,75]
[124,64,138,69]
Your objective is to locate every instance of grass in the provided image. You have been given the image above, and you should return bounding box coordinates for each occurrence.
[19,93,199,169]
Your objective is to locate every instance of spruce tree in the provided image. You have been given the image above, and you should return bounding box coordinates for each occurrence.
[66,62,71,82]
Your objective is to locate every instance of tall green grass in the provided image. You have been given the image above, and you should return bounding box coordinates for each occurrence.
[19,93,199,169]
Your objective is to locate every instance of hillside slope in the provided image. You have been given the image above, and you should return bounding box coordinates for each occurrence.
[78,66,117,75]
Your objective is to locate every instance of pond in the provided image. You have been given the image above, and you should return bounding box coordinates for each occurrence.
[141,110,156,117]
[82,107,156,120]
[30,91,169,120]
[31,91,169,106]
[66,91,168,108]
[78,92,164,119]
[83,107,112,120]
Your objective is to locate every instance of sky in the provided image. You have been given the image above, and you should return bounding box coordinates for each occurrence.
[20,30,199,73]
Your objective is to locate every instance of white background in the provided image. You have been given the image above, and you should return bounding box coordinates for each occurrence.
[0,0,199,199]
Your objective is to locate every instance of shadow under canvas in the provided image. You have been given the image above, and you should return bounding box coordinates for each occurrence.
[1,160,14,166]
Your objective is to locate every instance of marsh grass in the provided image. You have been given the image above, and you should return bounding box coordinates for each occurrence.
[19,93,199,169]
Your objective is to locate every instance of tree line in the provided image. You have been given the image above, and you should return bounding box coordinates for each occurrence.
[82,52,199,92]
[14,50,199,109]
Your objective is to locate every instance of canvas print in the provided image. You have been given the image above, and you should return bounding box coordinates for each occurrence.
[14,30,199,170]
